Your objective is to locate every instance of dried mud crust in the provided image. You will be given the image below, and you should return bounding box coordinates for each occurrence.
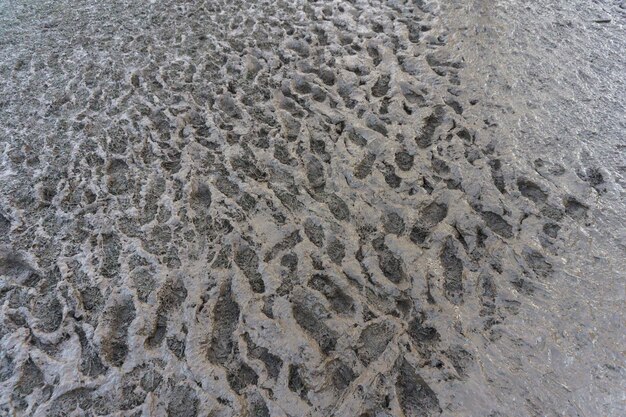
[0,0,608,416]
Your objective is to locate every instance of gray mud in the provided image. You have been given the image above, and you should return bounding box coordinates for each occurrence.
[0,0,624,416]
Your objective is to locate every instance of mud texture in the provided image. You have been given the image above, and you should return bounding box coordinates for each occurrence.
[0,0,625,416]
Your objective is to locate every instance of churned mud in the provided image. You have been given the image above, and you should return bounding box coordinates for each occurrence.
[0,0,624,416]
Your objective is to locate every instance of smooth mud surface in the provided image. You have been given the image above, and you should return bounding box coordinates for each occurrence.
[0,1,624,416]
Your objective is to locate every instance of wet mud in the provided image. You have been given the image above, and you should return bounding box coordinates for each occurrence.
[0,0,624,416]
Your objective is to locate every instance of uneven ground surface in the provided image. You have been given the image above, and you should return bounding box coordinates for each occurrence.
[0,0,624,416]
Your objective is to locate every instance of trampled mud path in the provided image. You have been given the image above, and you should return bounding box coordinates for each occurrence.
[0,1,624,416]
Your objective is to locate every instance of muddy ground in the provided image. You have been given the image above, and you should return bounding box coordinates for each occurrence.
[0,0,624,416]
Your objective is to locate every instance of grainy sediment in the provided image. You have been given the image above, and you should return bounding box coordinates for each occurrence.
[0,0,624,416]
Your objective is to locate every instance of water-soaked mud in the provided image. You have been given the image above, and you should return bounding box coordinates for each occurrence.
[0,0,624,416]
